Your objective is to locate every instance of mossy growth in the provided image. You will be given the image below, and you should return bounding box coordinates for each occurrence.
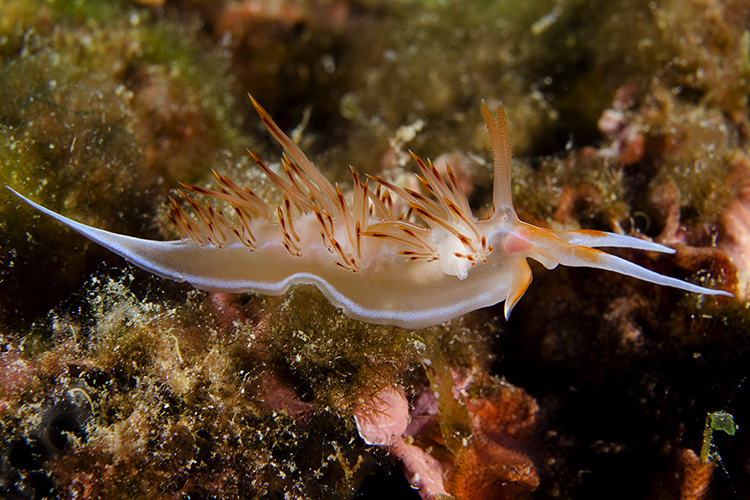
[511,152,631,231]
[1,269,498,498]
[422,334,472,455]
[313,0,750,247]
[0,262,510,498]
[700,410,737,463]
[642,87,739,230]
[0,0,255,325]
[0,0,245,218]
[257,286,425,414]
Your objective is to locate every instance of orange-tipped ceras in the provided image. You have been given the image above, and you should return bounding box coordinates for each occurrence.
[8,96,732,328]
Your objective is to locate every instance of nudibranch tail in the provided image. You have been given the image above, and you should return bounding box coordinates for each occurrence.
[7,188,198,283]
[8,96,733,329]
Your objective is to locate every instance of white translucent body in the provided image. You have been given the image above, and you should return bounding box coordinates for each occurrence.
[8,98,732,328]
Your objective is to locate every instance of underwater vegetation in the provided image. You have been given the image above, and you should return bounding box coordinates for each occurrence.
[2,0,750,499]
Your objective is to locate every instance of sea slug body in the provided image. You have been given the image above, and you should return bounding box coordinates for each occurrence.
[8,96,732,328]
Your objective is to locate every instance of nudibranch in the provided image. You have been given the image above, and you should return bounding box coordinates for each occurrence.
[9,96,732,328]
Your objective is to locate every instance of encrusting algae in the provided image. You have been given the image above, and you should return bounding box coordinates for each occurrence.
[0,273,417,498]
[6,94,736,499]
[3,0,750,499]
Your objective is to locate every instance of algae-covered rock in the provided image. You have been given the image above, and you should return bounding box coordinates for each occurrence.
[2,0,749,499]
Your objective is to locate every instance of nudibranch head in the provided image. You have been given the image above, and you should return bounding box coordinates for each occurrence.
[8,96,733,328]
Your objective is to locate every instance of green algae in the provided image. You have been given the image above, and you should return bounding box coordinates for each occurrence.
[333,0,749,239]
[0,0,252,325]
[261,286,423,413]
[645,95,738,229]
[701,410,737,463]
[0,0,247,217]
[1,0,748,498]
[0,266,504,498]
[423,333,472,456]
[512,152,631,230]
[0,274,372,498]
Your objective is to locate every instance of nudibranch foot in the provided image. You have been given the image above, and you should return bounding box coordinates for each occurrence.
[8,96,733,328]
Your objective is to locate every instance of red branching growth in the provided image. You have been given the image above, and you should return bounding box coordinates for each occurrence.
[679,448,716,500]
[447,385,540,500]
